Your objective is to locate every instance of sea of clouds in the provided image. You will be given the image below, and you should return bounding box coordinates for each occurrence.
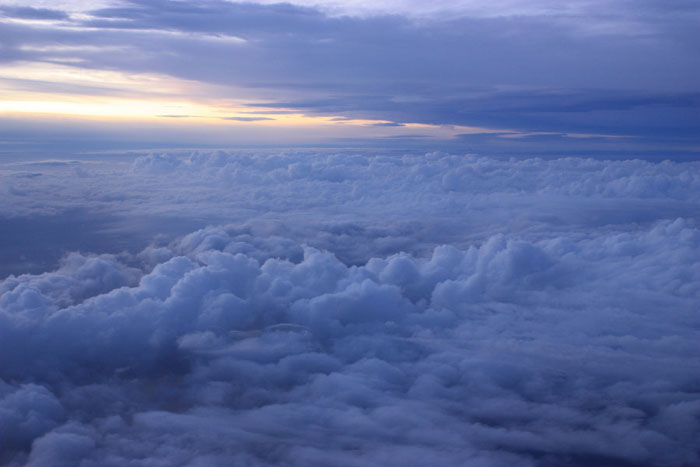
[1,151,699,466]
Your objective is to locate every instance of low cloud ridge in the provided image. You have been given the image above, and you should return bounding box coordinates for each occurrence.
[1,151,699,465]
[1,215,699,465]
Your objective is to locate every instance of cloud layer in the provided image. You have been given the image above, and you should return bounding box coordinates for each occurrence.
[2,150,699,272]
[2,0,699,153]
[1,151,699,466]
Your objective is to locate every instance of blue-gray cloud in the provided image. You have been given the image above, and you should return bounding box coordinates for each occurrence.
[370,122,405,127]
[0,6,69,20]
[1,150,699,466]
[1,0,699,153]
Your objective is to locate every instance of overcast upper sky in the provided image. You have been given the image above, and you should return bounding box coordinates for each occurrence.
[1,0,699,156]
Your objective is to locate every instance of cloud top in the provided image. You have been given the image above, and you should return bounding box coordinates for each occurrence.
[1,151,699,465]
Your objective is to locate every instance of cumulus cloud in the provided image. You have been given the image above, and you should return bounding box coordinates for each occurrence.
[1,151,699,465]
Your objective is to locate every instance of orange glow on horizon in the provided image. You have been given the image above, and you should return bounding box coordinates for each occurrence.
[0,62,514,139]
[0,94,506,139]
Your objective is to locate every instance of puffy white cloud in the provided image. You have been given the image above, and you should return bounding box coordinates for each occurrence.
[1,151,699,465]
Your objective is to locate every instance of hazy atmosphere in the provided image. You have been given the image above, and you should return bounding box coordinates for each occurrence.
[1,1,699,466]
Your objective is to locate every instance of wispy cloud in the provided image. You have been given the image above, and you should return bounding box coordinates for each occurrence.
[220,116,275,122]
[370,121,405,127]
[0,6,69,20]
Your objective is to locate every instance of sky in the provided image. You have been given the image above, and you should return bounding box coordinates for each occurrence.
[1,2,700,467]
[1,0,699,157]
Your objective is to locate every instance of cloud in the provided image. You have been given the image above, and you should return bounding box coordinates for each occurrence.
[1,150,699,465]
[220,116,275,122]
[0,6,69,21]
[2,151,699,272]
[1,217,699,465]
[1,0,698,150]
[371,122,405,127]
[1,0,699,462]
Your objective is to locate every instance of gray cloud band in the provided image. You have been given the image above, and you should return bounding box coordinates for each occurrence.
[1,0,699,148]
